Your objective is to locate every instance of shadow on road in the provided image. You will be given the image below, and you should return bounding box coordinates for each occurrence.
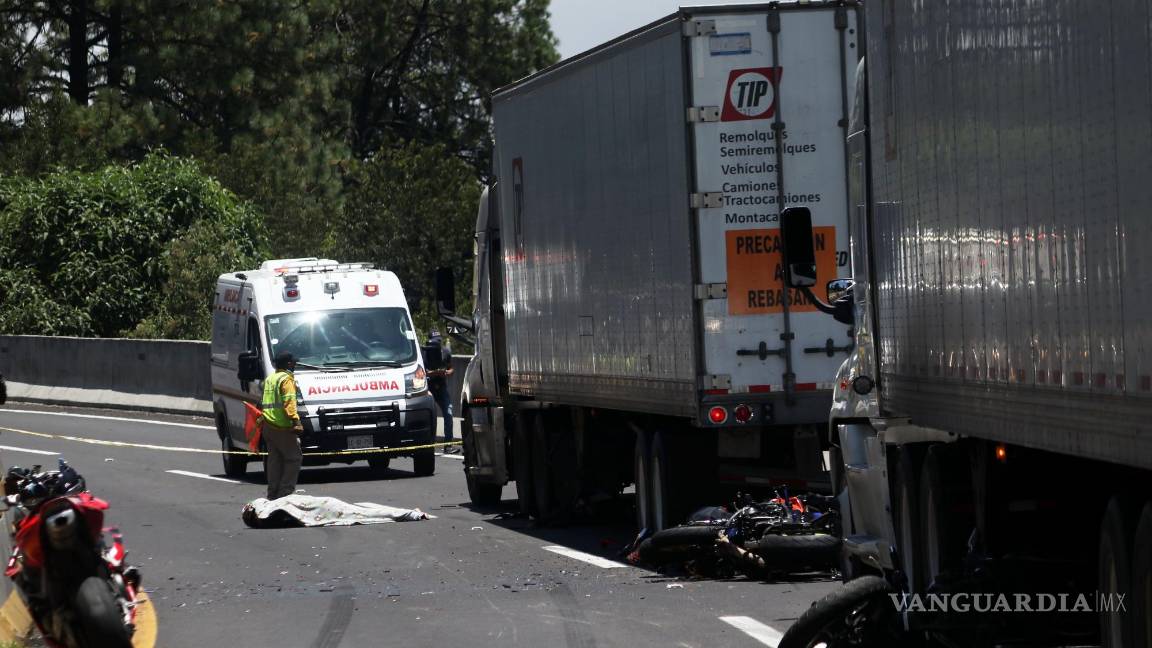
[466,494,644,566]
[228,462,427,486]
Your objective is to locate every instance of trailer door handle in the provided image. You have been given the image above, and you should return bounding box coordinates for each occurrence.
[803,338,854,357]
[736,341,786,360]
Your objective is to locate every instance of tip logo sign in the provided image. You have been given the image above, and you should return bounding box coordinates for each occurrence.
[721,67,781,122]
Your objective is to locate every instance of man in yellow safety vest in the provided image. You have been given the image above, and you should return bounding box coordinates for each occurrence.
[262,351,304,499]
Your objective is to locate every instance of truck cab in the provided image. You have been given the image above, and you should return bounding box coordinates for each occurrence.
[210,258,436,478]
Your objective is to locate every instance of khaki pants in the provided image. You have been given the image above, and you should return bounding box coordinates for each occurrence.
[264,426,302,500]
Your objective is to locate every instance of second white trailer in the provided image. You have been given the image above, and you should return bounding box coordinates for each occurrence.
[443,2,862,529]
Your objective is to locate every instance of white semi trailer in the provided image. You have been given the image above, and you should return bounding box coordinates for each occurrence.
[776,1,1152,645]
[437,2,861,530]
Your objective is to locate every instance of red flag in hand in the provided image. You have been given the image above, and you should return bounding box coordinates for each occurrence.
[243,402,263,452]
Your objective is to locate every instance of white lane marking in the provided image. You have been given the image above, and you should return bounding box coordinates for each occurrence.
[541,545,626,569]
[719,616,783,647]
[0,445,58,456]
[165,470,242,484]
[0,408,214,430]
[435,453,464,461]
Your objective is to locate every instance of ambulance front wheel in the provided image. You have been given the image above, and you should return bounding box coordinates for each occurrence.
[219,418,248,478]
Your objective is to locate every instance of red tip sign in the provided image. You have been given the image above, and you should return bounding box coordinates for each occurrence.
[721,67,782,122]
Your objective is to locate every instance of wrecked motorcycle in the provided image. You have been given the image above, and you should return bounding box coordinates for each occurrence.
[3,460,139,648]
[631,490,841,577]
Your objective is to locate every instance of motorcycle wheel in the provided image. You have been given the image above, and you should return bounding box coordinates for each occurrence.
[648,525,726,549]
[742,533,841,570]
[73,576,133,648]
[634,525,725,566]
[778,575,905,648]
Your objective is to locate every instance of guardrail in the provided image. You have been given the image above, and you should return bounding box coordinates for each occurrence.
[0,335,470,418]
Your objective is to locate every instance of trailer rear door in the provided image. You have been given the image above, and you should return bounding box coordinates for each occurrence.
[686,3,858,398]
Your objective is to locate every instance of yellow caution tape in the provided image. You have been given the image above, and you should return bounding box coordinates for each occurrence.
[0,425,462,457]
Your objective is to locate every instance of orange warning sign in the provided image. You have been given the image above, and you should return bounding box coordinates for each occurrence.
[725,227,837,315]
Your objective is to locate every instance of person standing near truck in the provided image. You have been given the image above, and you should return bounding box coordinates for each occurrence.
[262,351,304,498]
[425,331,457,453]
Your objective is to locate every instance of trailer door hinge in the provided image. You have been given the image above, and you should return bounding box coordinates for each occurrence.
[683,19,717,37]
[694,283,728,300]
[690,192,724,209]
[699,374,732,391]
[687,106,721,123]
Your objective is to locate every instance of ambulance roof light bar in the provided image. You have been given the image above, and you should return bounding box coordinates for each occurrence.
[286,262,376,275]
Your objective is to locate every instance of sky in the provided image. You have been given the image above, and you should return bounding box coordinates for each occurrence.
[548,0,735,59]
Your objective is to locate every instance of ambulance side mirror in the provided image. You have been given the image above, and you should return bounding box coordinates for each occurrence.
[238,352,264,383]
[780,207,818,288]
[435,267,456,315]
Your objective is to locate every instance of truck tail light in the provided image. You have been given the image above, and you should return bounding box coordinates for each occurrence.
[733,404,752,423]
[708,406,728,424]
[364,284,378,296]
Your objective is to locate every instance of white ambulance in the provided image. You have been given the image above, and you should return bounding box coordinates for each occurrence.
[210,258,435,478]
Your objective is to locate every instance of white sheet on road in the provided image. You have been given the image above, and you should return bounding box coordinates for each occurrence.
[244,495,432,527]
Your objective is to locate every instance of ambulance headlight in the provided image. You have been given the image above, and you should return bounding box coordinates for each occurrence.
[405,366,427,394]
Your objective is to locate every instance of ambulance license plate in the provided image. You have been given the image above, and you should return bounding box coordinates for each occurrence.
[347,435,374,450]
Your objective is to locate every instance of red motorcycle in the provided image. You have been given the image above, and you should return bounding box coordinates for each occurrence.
[3,460,139,648]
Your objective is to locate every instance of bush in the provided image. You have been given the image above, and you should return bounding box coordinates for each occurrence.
[0,153,267,338]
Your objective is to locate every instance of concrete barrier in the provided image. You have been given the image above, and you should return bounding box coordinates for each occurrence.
[0,335,213,416]
[0,334,473,418]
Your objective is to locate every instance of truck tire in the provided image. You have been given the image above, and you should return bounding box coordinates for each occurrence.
[650,429,715,533]
[1131,501,1152,648]
[778,575,901,648]
[891,444,925,594]
[743,533,841,570]
[219,415,248,478]
[1099,496,1136,648]
[531,408,579,524]
[531,410,555,522]
[919,444,972,591]
[651,431,695,531]
[513,411,537,516]
[634,429,653,533]
[412,448,436,477]
[463,410,502,507]
[650,432,672,531]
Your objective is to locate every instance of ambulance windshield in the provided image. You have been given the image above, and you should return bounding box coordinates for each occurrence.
[264,307,417,368]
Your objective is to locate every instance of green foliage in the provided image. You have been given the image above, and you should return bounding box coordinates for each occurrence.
[334,142,479,340]
[0,154,267,337]
[335,0,559,171]
[0,0,559,340]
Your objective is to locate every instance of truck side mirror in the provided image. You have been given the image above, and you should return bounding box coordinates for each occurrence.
[780,207,817,288]
[827,278,854,303]
[237,352,264,383]
[435,267,456,314]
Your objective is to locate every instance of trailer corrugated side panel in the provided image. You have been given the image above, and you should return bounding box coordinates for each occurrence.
[867,1,1152,469]
[492,18,698,416]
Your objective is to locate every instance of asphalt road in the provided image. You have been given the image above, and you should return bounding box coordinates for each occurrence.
[0,404,837,648]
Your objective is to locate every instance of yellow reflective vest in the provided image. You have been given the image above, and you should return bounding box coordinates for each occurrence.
[261,371,299,429]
